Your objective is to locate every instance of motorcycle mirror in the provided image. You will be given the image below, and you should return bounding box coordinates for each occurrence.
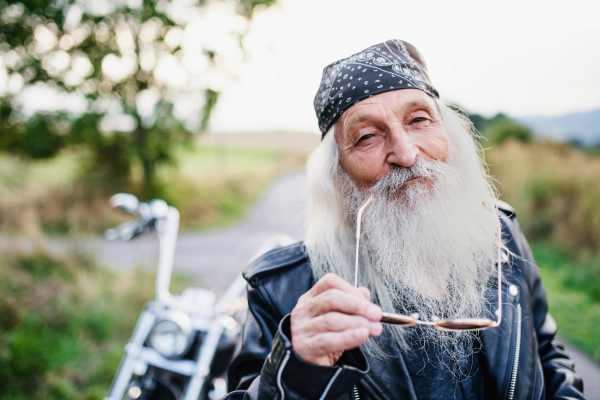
[148,199,169,219]
[109,193,140,215]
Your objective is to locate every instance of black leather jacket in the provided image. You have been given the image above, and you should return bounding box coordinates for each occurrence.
[224,207,585,400]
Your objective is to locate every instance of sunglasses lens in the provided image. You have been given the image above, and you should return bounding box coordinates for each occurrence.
[434,318,494,331]
[381,312,417,327]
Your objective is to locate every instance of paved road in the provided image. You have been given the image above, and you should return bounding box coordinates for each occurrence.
[91,170,600,398]
[96,170,308,290]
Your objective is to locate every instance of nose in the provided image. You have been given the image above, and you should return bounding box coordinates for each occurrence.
[385,128,419,168]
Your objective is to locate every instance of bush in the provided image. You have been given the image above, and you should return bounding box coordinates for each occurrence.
[488,140,600,255]
[487,140,600,359]
[0,249,184,399]
[532,243,600,361]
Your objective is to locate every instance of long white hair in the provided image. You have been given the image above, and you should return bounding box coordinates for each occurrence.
[304,99,499,359]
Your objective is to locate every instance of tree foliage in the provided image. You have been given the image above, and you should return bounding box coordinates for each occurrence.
[467,112,534,146]
[483,119,533,145]
[0,0,276,194]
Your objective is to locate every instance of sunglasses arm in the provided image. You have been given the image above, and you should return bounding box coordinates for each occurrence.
[354,195,374,287]
[491,214,503,328]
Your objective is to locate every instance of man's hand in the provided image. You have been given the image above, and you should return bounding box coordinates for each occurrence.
[290,273,383,367]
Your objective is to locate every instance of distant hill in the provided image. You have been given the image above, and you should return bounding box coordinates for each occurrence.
[516,109,600,146]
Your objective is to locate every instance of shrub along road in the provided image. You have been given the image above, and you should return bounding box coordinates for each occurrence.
[93,170,599,399]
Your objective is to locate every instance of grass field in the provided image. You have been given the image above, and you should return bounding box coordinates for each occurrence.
[488,139,600,362]
[0,250,181,400]
[158,143,307,229]
[531,243,600,362]
[0,140,308,235]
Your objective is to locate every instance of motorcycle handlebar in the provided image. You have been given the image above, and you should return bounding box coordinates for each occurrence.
[105,194,171,242]
[105,218,153,241]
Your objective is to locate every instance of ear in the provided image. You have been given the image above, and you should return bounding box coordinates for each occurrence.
[332,119,343,145]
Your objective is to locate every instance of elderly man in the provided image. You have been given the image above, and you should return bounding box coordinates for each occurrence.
[224,40,584,399]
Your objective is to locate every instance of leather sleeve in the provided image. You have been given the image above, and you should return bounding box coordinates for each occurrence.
[224,280,368,400]
[510,218,585,399]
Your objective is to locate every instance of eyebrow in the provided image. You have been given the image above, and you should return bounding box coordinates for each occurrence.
[344,99,435,132]
[399,100,435,112]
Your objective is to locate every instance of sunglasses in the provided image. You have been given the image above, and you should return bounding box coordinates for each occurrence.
[354,195,503,331]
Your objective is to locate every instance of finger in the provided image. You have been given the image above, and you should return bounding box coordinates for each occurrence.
[311,273,363,297]
[358,286,371,301]
[300,328,370,359]
[295,312,382,337]
[308,289,382,321]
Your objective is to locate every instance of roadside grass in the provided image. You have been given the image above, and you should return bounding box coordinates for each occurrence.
[0,142,307,235]
[157,143,306,230]
[0,248,195,400]
[0,152,85,235]
[488,140,600,362]
[488,140,600,255]
[530,242,600,362]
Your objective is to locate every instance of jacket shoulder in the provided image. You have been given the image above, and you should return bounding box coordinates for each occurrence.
[243,241,309,282]
[496,199,516,218]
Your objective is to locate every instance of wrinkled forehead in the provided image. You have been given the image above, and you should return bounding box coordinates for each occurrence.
[334,89,441,132]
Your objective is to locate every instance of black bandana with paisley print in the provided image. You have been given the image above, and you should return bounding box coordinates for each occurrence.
[314,39,439,137]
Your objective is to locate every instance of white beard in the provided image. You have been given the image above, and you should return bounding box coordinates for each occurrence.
[342,158,498,366]
[305,101,500,367]
[346,158,497,322]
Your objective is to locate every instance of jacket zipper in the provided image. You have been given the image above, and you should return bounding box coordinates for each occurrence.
[536,357,544,400]
[277,350,291,400]
[352,385,360,400]
[351,307,528,400]
[319,368,342,400]
[507,304,522,400]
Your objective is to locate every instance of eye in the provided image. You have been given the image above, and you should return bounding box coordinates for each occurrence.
[357,133,374,143]
[410,117,427,124]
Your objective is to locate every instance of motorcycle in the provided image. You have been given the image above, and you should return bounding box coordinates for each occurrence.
[103,193,293,400]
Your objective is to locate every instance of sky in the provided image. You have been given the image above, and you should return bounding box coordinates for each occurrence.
[210,0,600,134]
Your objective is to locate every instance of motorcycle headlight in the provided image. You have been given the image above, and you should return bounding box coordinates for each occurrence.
[148,311,193,359]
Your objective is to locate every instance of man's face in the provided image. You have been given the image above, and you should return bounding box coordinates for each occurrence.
[334,89,450,191]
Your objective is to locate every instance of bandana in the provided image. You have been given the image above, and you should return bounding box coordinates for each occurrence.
[314,39,439,137]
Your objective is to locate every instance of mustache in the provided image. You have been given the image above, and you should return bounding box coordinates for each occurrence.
[367,159,448,198]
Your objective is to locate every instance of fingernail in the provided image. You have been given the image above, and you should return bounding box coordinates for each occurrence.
[354,327,367,339]
[366,305,381,320]
[370,322,382,334]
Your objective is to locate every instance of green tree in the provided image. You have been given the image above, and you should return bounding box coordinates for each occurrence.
[483,118,534,145]
[466,111,534,146]
[0,0,276,194]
